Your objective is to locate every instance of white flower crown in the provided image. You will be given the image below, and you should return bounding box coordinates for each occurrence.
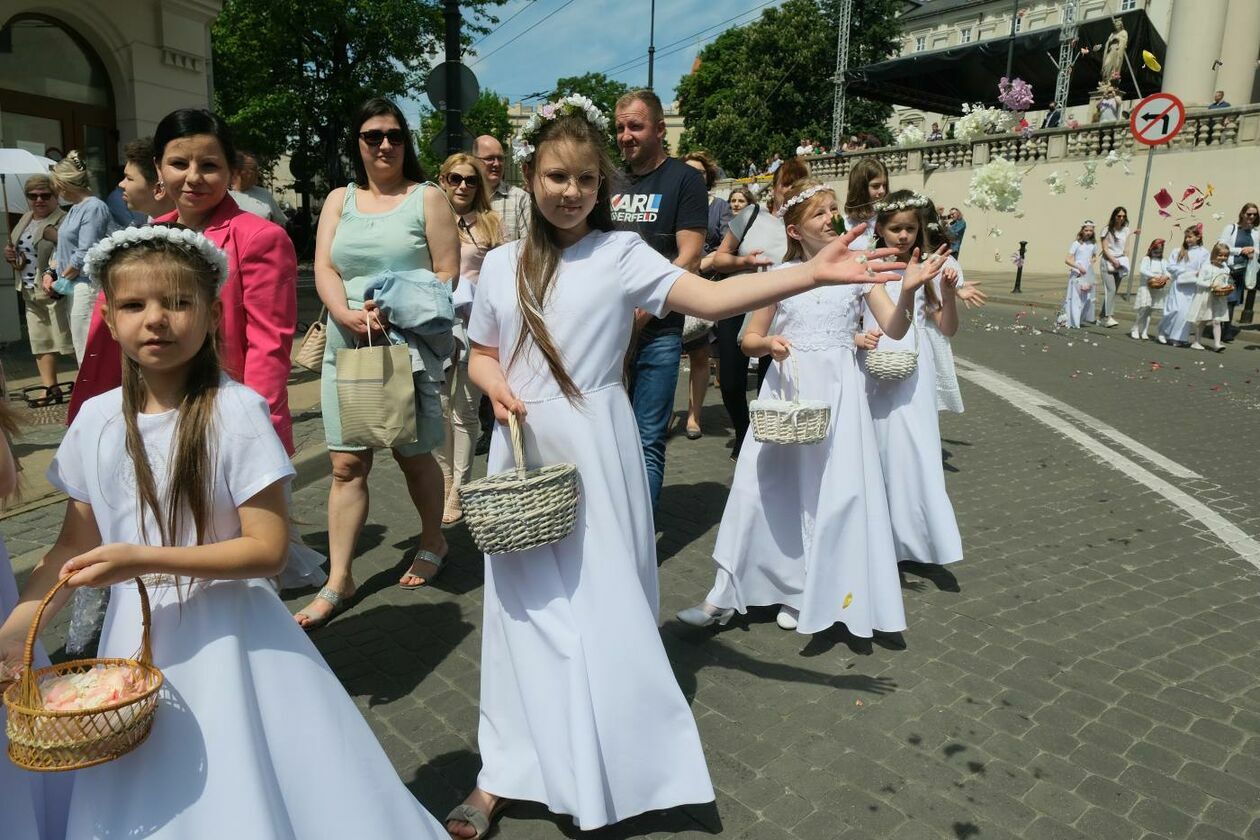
[84,225,230,288]
[774,184,832,218]
[511,94,610,164]
[872,194,931,214]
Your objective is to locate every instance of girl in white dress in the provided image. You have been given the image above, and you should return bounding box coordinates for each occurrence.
[1158,226,1209,346]
[451,97,908,839]
[861,190,965,567]
[1099,206,1134,328]
[0,226,453,840]
[1131,239,1169,340]
[1187,243,1233,352]
[675,182,940,635]
[1060,221,1099,329]
[0,403,70,840]
[841,157,889,250]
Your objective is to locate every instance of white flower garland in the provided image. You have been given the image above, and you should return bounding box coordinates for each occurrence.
[872,194,931,214]
[775,184,832,218]
[894,124,926,148]
[955,103,1013,143]
[967,156,1023,213]
[84,225,230,288]
[511,94,610,164]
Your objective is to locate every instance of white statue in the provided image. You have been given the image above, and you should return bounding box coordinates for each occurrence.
[1101,18,1128,85]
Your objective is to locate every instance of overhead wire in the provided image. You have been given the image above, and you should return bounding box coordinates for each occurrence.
[468,0,579,67]
[469,0,538,49]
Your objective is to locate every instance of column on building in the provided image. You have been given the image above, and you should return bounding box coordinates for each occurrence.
[1214,0,1260,105]
[1160,0,1228,106]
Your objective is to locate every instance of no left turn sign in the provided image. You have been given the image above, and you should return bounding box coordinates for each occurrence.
[1130,92,1185,146]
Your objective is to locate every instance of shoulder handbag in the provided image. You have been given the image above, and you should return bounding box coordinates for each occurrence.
[293,307,327,373]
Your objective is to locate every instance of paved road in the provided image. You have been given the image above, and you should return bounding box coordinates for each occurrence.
[11,300,1260,838]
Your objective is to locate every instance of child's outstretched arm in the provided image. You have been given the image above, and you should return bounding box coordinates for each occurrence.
[863,247,950,340]
[667,224,907,321]
[935,267,961,337]
[0,499,102,679]
[58,482,290,588]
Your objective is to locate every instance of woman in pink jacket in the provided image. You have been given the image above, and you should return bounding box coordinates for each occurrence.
[68,109,297,452]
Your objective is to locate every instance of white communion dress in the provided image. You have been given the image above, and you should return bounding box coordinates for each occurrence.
[1158,246,1209,342]
[862,276,964,566]
[466,230,714,830]
[47,378,452,840]
[707,273,906,636]
[1062,240,1097,328]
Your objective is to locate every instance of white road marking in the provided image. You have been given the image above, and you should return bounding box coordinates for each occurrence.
[955,356,1260,572]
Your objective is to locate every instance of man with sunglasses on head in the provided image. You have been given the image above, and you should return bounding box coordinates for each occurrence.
[474,134,529,242]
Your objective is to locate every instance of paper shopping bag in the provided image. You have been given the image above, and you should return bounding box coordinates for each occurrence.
[335,342,418,448]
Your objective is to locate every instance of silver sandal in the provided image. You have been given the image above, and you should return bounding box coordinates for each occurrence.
[294,586,350,630]
[399,549,447,590]
[445,798,508,840]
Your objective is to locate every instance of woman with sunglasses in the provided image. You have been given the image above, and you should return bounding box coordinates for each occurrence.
[437,152,503,525]
[295,97,460,629]
[1218,202,1259,332]
[5,174,72,405]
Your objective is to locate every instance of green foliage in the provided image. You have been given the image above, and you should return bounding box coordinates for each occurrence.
[416,90,513,175]
[551,72,631,117]
[211,0,505,193]
[676,0,899,173]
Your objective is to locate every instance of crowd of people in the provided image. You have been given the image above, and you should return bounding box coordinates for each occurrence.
[1,84,986,840]
[1058,202,1259,350]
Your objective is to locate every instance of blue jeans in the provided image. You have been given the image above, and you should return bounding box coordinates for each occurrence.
[629,330,681,510]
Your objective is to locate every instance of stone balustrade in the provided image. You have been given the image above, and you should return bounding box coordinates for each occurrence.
[714,104,1260,194]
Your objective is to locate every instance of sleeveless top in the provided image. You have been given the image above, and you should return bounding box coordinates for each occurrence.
[329,182,433,299]
[769,261,867,353]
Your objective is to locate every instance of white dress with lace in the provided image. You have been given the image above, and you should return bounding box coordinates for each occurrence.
[708,270,906,636]
[863,275,964,566]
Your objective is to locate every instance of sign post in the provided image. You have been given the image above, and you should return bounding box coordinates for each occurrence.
[1123,92,1185,299]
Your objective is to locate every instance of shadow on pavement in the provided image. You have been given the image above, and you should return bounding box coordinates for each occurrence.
[655,480,729,568]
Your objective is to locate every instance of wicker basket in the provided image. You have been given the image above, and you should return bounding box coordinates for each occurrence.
[1146,276,1168,290]
[863,349,919,382]
[4,575,163,772]
[749,357,831,445]
[1211,285,1235,298]
[459,413,579,553]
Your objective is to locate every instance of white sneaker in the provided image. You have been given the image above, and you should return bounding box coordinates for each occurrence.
[776,606,800,630]
[1156,334,1168,344]
[1104,317,1120,327]
[1190,342,1206,351]
[1140,333,1150,341]
[1129,329,1140,340]
[677,603,734,627]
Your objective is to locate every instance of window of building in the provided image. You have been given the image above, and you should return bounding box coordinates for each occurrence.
[915,35,926,52]
[1120,0,1137,9]
[960,26,973,44]
[1013,12,1023,33]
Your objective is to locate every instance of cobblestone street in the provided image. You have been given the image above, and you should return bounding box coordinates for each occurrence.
[10,300,1260,838]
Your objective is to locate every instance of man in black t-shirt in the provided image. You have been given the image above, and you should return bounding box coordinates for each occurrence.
[611,89,708,511]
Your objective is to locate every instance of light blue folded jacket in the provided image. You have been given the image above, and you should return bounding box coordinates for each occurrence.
[362,268,455,381]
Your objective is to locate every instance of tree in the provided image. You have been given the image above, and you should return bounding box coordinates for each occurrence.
[416,90,512,175]
[211,0,505,193]
[676,0,899,173]
[551,72,630,117]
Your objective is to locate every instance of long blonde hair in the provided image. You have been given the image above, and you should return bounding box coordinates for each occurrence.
[439,153,502,249]
[514,114,617,403]
[50,151,92,196]
[99,240,222,546]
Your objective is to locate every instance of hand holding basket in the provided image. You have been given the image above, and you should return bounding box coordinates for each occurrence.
[4,575,163,771]
[459,413,579,553]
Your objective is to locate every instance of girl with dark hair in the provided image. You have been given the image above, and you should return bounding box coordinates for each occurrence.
[0,227,452,839]
[449,100,904,837]
[843,157,890,246]
[295,97,460,629]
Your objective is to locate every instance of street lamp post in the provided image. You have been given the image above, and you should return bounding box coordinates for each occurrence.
[647,0,656,90]
[1005,0,1019,79]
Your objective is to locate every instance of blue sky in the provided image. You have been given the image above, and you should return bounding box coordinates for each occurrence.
[401,0,789,122]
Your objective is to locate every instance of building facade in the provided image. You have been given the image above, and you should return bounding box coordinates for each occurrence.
[889,0,1258,133]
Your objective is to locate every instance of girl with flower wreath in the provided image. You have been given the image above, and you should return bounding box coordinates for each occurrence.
[676,180,943,636]
[1060,220,1100,329]
[449,96,908,838]
[860,190,965,567]
[0,227,454,840]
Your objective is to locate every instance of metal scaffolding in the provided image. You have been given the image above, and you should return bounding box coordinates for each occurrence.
[1053,0,1083,109]
[830,0,854,149]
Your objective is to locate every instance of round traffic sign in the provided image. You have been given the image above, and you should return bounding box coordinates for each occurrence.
[1129,92,1185,146]
[426,61,480,111]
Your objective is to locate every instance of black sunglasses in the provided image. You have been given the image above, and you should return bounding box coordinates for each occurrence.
[359,129,407,147]
[25,192,52,200]
[445,172,479,188]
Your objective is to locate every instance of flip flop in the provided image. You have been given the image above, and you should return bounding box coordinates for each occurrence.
[398,549,447,590]
[445,798,510,840]
[294,586,353,630]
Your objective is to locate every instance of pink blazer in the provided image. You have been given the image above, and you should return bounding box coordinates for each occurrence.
[68,196,298,453]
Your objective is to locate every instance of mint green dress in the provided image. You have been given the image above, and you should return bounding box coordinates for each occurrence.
[322,182,445,455]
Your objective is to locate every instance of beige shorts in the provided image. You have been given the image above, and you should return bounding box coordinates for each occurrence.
[22,285,74,356]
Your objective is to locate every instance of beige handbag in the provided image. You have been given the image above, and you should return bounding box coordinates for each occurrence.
[293,308,327,373]
[335,322,418,449]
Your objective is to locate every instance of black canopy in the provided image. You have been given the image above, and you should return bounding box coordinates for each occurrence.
[846,9,1166,115]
